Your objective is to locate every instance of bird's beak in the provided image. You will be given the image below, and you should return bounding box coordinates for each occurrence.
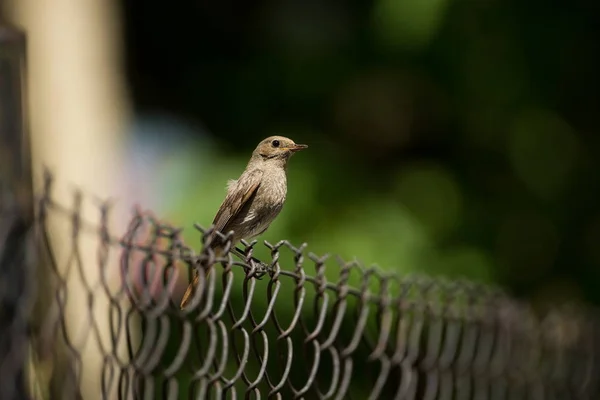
[288,143,308,152]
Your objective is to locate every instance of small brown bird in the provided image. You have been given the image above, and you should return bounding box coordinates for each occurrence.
[180,136,308,309]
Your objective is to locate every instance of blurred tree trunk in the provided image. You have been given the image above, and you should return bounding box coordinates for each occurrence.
[2,0,133,398]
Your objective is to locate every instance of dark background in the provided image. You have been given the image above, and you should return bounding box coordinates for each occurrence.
[120,0,600,306]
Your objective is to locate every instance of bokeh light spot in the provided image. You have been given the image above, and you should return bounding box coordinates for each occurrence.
[308,198,433,279]
[508,109,581,199]
[434,246,494,283]
[371,0,450,51]
[332,70,414,153]
[394,163,463,239]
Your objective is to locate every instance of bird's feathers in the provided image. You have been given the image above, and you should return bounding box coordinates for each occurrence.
[225,179,237,192]
[211,169,264,236]
[181,136,307,310]
[181,171,263,309]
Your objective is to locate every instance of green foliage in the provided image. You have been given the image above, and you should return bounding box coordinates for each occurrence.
[127,0,600,395]
[153,0,599,298]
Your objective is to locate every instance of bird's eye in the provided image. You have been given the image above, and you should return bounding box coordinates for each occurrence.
[272,140,280,148]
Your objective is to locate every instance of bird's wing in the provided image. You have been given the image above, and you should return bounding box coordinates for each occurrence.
[211,168,263,235]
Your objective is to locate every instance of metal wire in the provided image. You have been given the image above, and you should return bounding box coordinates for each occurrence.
[2,171,600,399]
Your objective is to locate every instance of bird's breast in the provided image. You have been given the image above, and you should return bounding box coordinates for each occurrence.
[258,168,287,204]
[236,170,287,241]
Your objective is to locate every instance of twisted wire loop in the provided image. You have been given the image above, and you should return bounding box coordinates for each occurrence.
[7,171,600,399]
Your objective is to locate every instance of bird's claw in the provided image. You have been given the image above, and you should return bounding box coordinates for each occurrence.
[250,260,270,280]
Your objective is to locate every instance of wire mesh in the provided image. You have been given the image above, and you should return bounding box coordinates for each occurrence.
[1,170,599,400]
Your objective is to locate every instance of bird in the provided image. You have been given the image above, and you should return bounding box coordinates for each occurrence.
[179,135,308,309]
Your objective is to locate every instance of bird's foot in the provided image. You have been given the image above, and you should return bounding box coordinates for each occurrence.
[233,246,270,279]
[250,259,270,280]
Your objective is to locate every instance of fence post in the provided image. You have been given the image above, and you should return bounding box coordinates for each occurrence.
[0,20,33,400]
[0,21,31,213]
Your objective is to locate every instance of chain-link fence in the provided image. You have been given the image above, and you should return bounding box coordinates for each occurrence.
[0,170,599,400]
[2,21,600,400]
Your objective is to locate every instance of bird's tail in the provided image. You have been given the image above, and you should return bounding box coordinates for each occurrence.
[179,270,208,309]
[179,245,223,309]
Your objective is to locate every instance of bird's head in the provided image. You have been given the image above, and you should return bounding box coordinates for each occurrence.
[252,136,308,162]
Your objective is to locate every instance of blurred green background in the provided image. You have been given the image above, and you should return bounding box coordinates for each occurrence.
[121,0,600,306]
[112,0,600,397]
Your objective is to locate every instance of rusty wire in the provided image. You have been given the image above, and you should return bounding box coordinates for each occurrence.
[2,171,600,399]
